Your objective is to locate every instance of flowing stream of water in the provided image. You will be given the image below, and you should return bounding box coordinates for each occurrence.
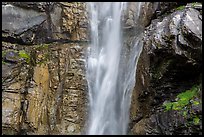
[85,2,143,135]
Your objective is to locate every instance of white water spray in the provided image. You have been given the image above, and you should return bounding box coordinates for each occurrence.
[85,2,143,135]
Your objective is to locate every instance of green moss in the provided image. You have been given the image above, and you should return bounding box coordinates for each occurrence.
[163,85,199,111]
[2,49,32,64]
[2,61,7,65]
[2,51,6,57]
[163,85,201,125]
[2,51,8,64]
[19,50,30,63]
[177,87,197,99]
[193,116,200,125]
[176,3,201,11]
[193,101,199,105]
[183,111,187,117]
[176,5,185,10]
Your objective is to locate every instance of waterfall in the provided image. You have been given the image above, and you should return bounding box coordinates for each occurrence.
[85,2,143,135]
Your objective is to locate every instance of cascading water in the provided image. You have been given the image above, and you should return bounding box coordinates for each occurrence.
[85,2,143,135]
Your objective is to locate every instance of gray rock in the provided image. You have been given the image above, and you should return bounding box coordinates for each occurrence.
[2,4,46,36]
[132,104,202,135]
[146,110,187,135]
[180,8,202,62]
[4,51,19,63]
[183,8,202,39]
[145,7,202,62]
[4,2,53,12]
[2,64,13,78]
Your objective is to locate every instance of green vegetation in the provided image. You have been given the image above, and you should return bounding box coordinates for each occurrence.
[2,60,7,65]
[176,2,201,11]
[176,5,185,10]
[2,51,6,57]
[163,85,199,111]
[2,51,8,64]
[19,50,30,63]
[2,49,30,64]
[2,44,50,65]
[193,116,200,125]
[163,85,201,125]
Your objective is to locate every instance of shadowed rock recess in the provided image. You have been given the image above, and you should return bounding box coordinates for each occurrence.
[2,2,202,135]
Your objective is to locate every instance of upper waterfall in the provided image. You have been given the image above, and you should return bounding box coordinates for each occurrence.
[85,2,143,135]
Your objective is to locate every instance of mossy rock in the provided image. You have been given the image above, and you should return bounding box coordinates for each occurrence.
[163,84,202,126]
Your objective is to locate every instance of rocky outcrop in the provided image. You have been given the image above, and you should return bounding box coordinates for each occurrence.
[2,2,88,45]
[130,3,202,135]
[146,3,202,106]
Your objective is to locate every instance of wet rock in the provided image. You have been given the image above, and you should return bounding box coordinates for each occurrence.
[51,43,87,134]
[130,3,202,135]
[143,6,202,96]
[2,42,88,135]
[180,8,202,62]
[132,103,202,135]
[2,4,47,44]
[4,2,53,12]
[4,51,19,63]
[124,4,179,125]
[145,7,202,62]
[154,2,180,17]
[124,2,181,29]
[2,4,46,35]
[2,2,88,45]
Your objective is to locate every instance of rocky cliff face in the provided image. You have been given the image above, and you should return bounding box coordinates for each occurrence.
[2,2,202,135]
[130,2,202,135]
[2,2,88,135]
